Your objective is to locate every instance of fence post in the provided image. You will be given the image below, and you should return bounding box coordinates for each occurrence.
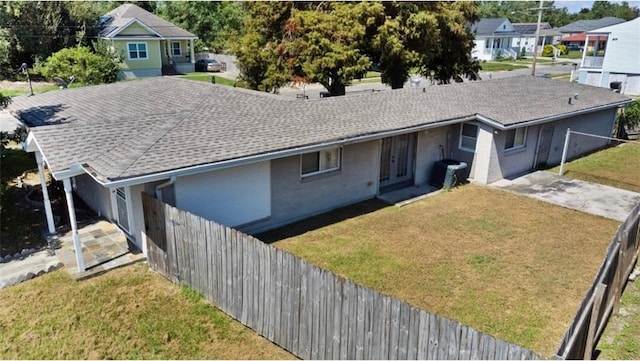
[559,128,571,176]
[584,283,607,360]
[614,232,628,315]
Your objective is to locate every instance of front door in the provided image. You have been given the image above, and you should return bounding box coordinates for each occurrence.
[379,134,416,190]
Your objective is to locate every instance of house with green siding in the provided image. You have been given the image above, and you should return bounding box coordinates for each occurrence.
[99,3,198,79]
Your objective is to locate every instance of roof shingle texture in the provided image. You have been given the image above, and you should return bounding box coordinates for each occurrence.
[100,3,197,39]
[9,76,629,182]
[558,17,625,33]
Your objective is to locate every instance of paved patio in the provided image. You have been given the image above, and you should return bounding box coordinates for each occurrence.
[50,219,145,280]
[490,170,640,222]
[377,184,442,206]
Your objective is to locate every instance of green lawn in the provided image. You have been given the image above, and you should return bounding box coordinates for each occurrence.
[551,142,640,193]
[263,185,619,356]
[180,73,236,86]
[0,263,294,359]
[480,62,528,72]
[560,50,584,59]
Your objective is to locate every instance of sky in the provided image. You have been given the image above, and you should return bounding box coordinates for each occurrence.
[553,0,640,13]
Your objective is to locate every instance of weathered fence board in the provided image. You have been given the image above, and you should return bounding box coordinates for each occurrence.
[556,202,640,359]
[142,193,546,360]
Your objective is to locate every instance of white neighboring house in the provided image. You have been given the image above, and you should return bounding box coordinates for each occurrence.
[578,17,640,95]
[471,18,521,60]
[510,23,561,56]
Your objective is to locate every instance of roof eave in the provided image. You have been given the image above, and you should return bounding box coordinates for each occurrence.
[87,115,479,188]
[477,99,632,131]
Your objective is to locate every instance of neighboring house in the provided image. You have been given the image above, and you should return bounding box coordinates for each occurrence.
[578,17,640,95]
[510,23,561,55]
[8,76,631,271]
[99,3,198,79]
[471,18,521,60]
[558,17,625,48]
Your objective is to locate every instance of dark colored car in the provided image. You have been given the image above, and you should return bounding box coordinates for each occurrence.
[195,59,222,72]
[566,44,584,51]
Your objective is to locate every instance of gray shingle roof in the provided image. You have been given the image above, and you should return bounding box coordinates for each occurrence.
[100,3,197,39]
[558,17,625,33]
[9,76,630,183]
[472,18,517,36]
[511,22,552,35]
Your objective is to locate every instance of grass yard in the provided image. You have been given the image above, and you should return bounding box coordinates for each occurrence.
[180,73,236,86]
[480,62,528,72]
[561,50,584,59]
[551,142,640,193]
[263,185,619,356]
[0,263,294,359]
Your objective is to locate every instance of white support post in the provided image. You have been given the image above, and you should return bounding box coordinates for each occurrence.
[63,178,85,272]
[559,128,571,176]
[35,152,56,234]
[190,39,195,64]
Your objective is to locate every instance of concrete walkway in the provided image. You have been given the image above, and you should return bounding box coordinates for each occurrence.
[490,171,640,222]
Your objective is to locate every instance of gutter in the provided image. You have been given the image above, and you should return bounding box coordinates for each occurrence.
[155,176,176,201]
[82,115,478,188]
[477,100,632,130]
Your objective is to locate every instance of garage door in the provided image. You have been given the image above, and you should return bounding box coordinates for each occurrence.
[175,161,271,228]
[584,72,601,87]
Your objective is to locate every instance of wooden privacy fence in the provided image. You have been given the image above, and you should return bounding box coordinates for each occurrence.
[555,202,640,360]
[142,193,542,360]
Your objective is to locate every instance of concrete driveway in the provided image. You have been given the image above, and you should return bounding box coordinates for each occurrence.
[490,171,640,222]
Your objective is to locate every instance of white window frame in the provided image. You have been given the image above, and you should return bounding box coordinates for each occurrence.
[300,147,342,177]
[171,41,181,56]
[127,42,148,60]
[459,123,479,153]
[504,127,527,151]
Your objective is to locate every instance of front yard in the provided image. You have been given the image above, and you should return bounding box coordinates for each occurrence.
[261,185,619,356]
[0,263,294,359]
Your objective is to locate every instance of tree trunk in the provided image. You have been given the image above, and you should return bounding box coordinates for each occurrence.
[328,82,346,96]
[390,78,405,89]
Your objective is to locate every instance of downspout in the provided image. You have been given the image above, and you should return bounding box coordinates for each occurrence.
[155,176,176,202]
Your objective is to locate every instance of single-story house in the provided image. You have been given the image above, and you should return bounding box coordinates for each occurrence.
[99,3,198,79]
[578,17,640,95]
[7,76,631,271]
[471,18,521,60]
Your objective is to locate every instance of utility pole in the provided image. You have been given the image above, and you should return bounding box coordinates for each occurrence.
[531,0,544,76]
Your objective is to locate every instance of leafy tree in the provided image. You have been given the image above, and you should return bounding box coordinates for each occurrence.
[36,42,122,85]
[157,1,247,53]
[1,1,103,70]
[235,1,481,94]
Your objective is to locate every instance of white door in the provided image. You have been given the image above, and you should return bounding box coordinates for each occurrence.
[379,134,416,189]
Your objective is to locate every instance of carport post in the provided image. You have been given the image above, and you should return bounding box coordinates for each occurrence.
[35,152,56,234]
[559,128,571,176]
[63,178,85,272]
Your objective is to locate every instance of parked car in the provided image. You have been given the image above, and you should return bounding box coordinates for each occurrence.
[195,59,222,72]
[566,44,584,51]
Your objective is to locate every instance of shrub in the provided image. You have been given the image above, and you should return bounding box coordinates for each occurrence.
[541,44,554,57]
[520,47,526,59]
[556,44,567,55]
[37,42,122,85]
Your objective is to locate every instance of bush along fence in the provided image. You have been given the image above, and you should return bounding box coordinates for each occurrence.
[555,202,640,360]
[142,193,543,360]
